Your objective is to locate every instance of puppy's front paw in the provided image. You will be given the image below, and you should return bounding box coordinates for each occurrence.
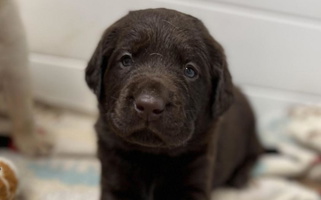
[13,125,54,156]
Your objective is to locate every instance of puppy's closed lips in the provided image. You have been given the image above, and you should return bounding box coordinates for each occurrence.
[110,109,188,148]
[127,129,166,148]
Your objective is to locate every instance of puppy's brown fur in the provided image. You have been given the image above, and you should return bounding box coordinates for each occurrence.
[86,8,262,200]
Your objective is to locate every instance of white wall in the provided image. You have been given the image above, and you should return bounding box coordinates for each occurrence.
[15,0,321,126]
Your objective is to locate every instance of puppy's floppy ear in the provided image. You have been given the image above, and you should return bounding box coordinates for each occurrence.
[207,38,234,118]
[85,25,118,99]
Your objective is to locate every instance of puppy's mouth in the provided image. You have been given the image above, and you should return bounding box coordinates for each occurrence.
[125,129,167,148]
[109,114,190,148]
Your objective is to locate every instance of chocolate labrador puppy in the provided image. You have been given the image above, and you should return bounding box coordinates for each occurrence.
[86,8,262,200]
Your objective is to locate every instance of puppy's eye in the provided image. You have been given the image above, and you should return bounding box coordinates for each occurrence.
[184,64,198,78]
[120,54,133,67]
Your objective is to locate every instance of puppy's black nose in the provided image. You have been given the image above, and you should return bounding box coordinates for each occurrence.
[134,94,165,121]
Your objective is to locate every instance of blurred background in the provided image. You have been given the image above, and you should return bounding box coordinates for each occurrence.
[1,0,321,199]
[15,0,321,122]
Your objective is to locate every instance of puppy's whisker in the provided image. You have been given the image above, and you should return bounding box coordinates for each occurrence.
[109,96,118,101]
[185,109,197,112]
[162,19,180,30]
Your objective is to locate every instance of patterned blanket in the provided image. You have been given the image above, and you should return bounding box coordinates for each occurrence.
[0,105,320,200]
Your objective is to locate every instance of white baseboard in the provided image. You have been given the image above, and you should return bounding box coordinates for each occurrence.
[29,53,97,114]
[241,84,321,129]
[29,53,321,122]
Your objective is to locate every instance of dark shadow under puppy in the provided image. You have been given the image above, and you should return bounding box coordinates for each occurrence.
[85,8,263,200]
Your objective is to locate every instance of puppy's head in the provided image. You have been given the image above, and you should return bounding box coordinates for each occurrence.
[86,8,233,149]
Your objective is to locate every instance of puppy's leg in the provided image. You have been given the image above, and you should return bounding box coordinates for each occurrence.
[154,154,214,200]
[225,130,263,188]
[2,65,53,155]
[100,155,213,200]
[155,137,218,200]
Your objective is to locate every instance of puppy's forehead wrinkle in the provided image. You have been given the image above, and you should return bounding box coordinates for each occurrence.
[149,53,163,57]
[129,68,177,85]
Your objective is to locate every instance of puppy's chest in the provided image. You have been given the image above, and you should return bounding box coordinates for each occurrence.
[103,151,195,199]
[119,152,184,181]
[132,156,189,199]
